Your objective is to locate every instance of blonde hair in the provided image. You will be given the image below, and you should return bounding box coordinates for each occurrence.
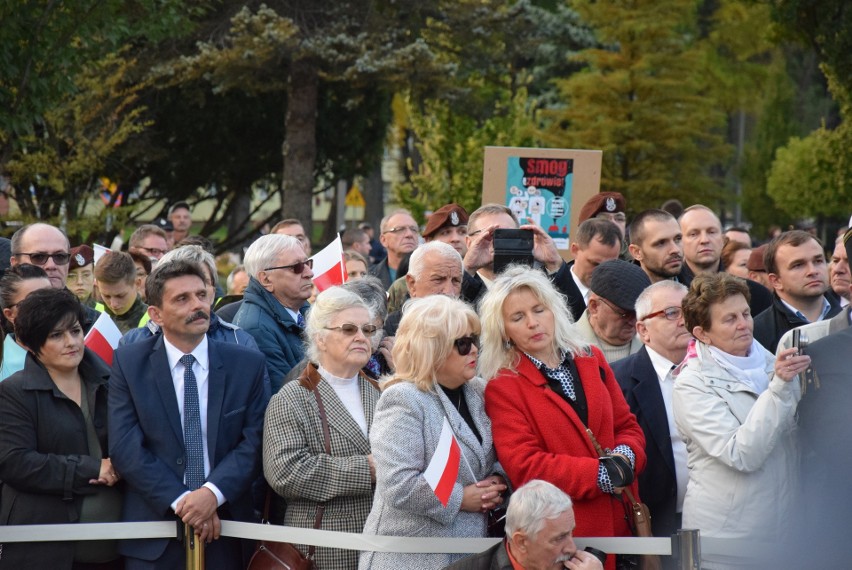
[387,295,480,391]
[478,265,588,380]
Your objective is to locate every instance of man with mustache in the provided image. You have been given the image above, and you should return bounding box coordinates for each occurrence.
[628,210,684,283]
[109,259,268,569]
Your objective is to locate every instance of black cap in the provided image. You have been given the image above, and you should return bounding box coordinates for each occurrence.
[590,259,651,312]
[156,217,174,232]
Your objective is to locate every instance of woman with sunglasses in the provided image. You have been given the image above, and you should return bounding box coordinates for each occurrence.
[0,264,53,381]
[263,286,381,569]
[359,295,507,570]
[478,266,645,570]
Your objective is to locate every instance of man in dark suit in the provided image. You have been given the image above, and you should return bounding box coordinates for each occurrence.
[446,479,603,570]
[611,280,691,544]
[109,259,268,569]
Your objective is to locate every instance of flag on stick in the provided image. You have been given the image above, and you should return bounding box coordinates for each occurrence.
[311,235,346,292]
[423,417,461,507]
[84,311,123,365]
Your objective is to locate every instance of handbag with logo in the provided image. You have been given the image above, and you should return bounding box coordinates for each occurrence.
[247,381,331,570]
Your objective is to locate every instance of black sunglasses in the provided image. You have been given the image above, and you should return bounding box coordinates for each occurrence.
[325,323,379,336]
[14,252,71,266]
[453,335,480,356]
[264,258,314,274]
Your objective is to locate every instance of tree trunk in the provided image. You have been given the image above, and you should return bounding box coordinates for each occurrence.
[280,58,319,238]
[363,162,384,230]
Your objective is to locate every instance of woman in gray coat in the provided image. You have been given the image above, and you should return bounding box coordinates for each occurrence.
[264,286,381,569]
[359,296,508,569]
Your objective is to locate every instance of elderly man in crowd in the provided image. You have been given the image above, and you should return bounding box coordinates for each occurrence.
[628,210,684,284]
[128,224,170,263]
[827,235,851,307]
[370,209,420,289]
[573,259,650,363]
[168,201,193,244]
[446,479,603,570]
[383,241,463,336]
[753,230,840,352]
[611,281,691,547]
[234,234,312,393]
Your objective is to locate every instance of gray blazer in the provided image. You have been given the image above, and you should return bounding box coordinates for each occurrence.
[359,378,504,570]
[263,364,379,570]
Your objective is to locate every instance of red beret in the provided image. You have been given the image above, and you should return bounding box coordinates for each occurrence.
[578,192,626,223]
[69,245,94,270]
[747,244,767,272]
[422,203,469,238]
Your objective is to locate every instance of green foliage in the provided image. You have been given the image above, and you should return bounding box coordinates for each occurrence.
[4,50,151,227]
[394,88,537,219]
[539,0,730,211]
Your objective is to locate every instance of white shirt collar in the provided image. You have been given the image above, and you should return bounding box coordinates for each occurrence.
[570,264,590,302]
[163,335,209,372]
[645,346,678,383]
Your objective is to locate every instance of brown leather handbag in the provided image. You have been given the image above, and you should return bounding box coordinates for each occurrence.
[247,379,331,570]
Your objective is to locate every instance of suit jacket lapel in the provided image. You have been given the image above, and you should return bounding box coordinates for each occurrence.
[434,388,485,480]
[632,349,676,476]
[151,336,184,445]
[360,376,378,431]
[206,347,225,463]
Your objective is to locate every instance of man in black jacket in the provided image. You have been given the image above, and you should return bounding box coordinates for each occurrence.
[753,230,840,352]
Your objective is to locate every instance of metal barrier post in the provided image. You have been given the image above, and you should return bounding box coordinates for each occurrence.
[676,528,700,570]
[184,524,205,570]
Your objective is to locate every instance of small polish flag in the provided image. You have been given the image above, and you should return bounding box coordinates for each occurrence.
[311,235,346,292]
[93,243,111,264]
[423,417,461,507]
[85,312,123,366]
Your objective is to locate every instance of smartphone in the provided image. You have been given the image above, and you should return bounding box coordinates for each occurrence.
[792,329,808,355]
[492,228,534,274]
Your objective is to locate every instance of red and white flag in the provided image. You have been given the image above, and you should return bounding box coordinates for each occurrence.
[423,417,461,507]
[311,234,346,292]
[85,311,123,366]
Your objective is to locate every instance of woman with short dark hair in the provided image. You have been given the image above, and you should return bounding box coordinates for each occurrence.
[0,288,122,569]
[674,273,810,568]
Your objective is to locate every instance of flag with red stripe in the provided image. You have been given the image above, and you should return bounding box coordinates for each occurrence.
[311,235,345,292]
[423,417,461,507]
[84,311,123,366]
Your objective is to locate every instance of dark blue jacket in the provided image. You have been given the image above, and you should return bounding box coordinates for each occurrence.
[233,277,308,393]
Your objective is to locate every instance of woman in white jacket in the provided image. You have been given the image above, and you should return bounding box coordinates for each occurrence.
[673,273,810,569]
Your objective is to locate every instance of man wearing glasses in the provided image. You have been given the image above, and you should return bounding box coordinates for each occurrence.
[611,281,691,555]
[573,259,649,363]
[128,224,170,263]
[10,222,101,330]
[234,234,313,393]
[369,209,420,289]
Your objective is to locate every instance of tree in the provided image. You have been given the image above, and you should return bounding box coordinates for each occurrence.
[539,0,730,211]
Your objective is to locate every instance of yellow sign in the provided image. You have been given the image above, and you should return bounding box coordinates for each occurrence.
[345,185,366,207]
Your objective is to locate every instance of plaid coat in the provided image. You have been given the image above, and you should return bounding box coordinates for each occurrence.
[263,364,379,569]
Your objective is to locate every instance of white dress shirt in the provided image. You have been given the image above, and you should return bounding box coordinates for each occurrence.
[569,265,591,304]
[646,346,688,513]
[163,335,225,510]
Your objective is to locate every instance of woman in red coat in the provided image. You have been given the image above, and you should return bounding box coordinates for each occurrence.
[479,265,646,570]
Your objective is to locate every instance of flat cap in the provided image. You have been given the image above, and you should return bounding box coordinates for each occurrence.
[747,244,766,272]
[69,245,94,270]
[155,217,174,232]
[422,203,469,238]
[590,259,651,312]
[579,192,626,223]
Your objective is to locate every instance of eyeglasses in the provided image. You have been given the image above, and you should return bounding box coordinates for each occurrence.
[264,259,314,274]
[139,246,167,257]
[383,225,419,235]
[325,323,379,336]
[13,252,71,266]
[643,306,683,321]
[453,335,480,356]
[598,298,635,320]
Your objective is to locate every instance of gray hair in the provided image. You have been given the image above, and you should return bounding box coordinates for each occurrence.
[478,265,588,380]
[243,234,303,278]
[304,286,373,364]
[505,480,574,539]
[340,275,388,323]
[159,245,218,286]
[634,280,688,320]
[226,264,246,291]
[407,241,462,281]
[379,208,415,233]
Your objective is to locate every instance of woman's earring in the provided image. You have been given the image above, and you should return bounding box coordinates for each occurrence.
[503,339,512,350]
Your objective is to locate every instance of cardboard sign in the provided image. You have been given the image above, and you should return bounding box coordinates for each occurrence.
[482,147,602,255]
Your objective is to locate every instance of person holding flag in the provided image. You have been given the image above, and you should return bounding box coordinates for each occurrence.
[359,295,507,570]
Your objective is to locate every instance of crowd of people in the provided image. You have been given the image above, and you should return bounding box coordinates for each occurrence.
[0,192,848,570]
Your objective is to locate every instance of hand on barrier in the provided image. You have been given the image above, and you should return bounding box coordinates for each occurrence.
[176,487,218,532]
[90,458,120,486]
[195,512,221,544]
